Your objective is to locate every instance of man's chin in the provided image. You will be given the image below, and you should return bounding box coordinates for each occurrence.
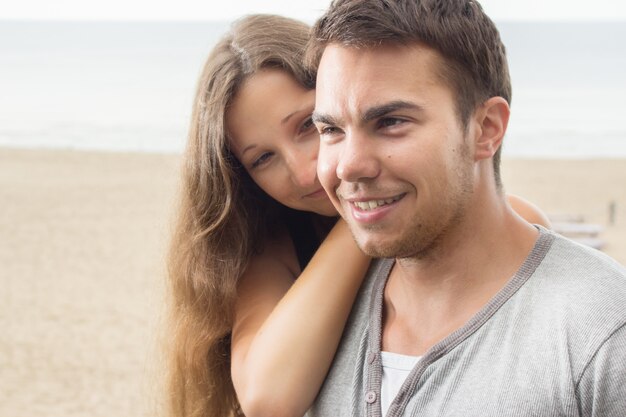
[356,231,434,259]
[355,235,399,259]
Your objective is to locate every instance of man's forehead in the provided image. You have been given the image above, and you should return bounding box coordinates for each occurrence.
[316,42,444,93]
[314,43,445,117]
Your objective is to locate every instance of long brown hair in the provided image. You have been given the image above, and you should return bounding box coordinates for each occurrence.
[166,14,314,417]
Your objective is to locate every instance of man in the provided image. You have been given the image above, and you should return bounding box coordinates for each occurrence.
[306,1,626,416]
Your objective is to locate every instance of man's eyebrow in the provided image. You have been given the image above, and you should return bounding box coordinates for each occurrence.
[362,100,422,122]
[312,100,422,126]
[312,112,341,126]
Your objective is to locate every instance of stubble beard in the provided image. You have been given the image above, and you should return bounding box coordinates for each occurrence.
[354,142,475,260]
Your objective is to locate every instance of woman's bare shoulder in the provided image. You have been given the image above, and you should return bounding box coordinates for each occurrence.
[249,229,302,280]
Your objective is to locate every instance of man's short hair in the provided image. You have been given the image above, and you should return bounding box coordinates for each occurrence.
[307,0,511,188]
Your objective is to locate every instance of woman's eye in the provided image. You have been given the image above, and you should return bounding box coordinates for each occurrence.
[299,116,315,134]
[251,152,273,169]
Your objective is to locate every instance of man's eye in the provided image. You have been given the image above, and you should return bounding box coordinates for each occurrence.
[379,117,404,128]
[319,125,340,136]
[251,152,273,169]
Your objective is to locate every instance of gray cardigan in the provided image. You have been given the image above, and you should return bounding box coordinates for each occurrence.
[307,228,626,417]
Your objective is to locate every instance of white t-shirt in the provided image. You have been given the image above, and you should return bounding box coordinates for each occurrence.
[380,351,421,416]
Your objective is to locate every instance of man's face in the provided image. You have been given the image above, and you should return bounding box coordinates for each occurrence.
[314,44,477,259]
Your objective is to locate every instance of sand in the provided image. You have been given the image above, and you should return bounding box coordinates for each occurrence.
[0,148,180,417]
[502,158,626,265]
[0,147,624,417]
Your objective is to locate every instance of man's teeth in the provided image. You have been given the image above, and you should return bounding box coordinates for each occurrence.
[353,197,400,211]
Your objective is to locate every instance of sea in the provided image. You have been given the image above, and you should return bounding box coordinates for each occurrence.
[1,20,625,158]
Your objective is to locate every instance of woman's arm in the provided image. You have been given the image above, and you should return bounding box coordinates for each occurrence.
[507,194,552,228]
[231,219,370,417]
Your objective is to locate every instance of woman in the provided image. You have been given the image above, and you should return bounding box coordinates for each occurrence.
[166,14,550,417]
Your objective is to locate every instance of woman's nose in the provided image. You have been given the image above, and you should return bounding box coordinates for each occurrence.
[286,148,318,188]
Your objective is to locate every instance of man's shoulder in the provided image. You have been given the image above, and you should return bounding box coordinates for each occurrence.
[538,229,626,293]
[533,230,626,306]
[528,230,626,349]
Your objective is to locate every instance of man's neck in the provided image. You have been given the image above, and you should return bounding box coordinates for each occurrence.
[382,193,538,356]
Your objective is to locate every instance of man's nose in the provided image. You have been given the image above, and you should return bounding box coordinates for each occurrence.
[336,132,380,182]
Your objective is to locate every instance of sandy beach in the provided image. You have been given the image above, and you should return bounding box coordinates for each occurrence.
[0,148,180,417]
[1,147,624,417]
[502,158,626,265]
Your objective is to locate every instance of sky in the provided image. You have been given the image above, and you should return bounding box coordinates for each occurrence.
[1,0,626,21]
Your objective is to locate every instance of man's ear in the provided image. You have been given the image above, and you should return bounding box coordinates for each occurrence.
[472,97,510,161]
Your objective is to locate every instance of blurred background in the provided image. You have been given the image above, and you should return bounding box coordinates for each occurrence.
[1,1,625,416]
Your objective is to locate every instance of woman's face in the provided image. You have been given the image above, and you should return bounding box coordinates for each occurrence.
[227,68,337,216]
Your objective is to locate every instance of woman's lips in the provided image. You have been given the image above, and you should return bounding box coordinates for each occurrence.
[304,188,328,199]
